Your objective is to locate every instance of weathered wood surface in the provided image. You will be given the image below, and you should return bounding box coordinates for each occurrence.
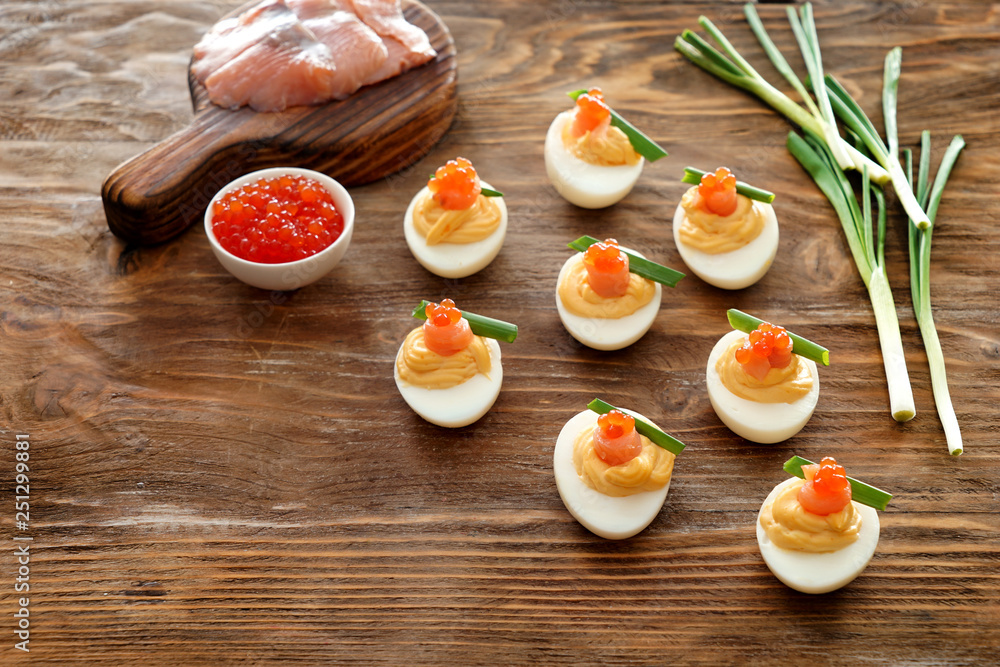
[1,0,998,663]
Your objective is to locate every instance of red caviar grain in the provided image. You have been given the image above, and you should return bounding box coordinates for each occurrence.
[698,166,739,217]
[571,88,611,137]
[593,409,643,466]
[428,157,482,210]
[735,321,794,381]
[211,175,343,264]
[583,238,630,298]
[797,456,852,515]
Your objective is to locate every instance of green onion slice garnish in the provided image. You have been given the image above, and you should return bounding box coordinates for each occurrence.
[783,455,893,511]
[427,175,503,198]
[411,301,518,343]
[727,308,829,366]
[567,90,668,162]
[568,235,685,288]
[681,167,776,204]
[587,399,686,455]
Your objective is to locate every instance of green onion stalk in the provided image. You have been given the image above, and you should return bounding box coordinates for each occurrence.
[674,3,931,228]
[783,456,892,511]
[787,131,915,422]
[681,168,775,203]
[904,133,966,454]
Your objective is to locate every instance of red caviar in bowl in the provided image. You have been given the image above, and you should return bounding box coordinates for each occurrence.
[210,175,343,264]
[698,167,739,217]
[797,457,852,516]
[428,157,482,210]
[735,322,793,381]
[422,299,473,356]
[593,409,643,466]
[583,238,630,298]
[571,88,611,137]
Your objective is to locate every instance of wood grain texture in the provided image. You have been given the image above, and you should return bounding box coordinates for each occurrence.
[1,0,999,664]
[102,0,458,245]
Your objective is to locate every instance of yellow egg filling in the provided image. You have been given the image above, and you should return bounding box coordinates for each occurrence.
[715,339,813,404]
[561,117,640,167]
[678,186,766,254]
[412,191,502,245]
[557,255,655,319]
[571,423,674,497]
[759,478,862,553]
[396,327,492,389]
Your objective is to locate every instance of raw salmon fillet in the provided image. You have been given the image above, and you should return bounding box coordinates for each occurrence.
[287,0,389,98]
[346,0,435,62]
[192,0,300,82]
[204,21,339,112]
[192,0,436,111]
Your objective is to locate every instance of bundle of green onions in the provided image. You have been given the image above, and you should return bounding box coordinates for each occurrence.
[676,3,965,452]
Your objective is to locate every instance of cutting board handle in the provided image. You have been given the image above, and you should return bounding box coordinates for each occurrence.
[102,112,264,245]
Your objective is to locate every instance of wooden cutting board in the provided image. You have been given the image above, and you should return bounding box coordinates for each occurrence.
[101,0,457,246]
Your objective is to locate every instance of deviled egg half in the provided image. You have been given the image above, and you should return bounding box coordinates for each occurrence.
[706,320,820,444]
[554,402,683,539]
[404,157,507,278]
[673,167,778,290]
[544,88,646,209]
[556,238,662,351]
[395,299,515,428]
[757,457,883,594]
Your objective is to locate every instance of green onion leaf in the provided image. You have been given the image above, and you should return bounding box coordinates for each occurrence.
[567,90,668,162]
[568,235,685,288]
[587,398,686,455]
[744,3,820,118]
[783,456,893,511]
[681,167,775,203]
[411,301,518,343]
[726,308,830,366]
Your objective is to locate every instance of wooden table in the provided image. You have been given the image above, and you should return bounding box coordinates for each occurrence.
[2,1,998,663]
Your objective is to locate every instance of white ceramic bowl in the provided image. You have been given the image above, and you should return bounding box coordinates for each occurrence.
[204,167,355,291]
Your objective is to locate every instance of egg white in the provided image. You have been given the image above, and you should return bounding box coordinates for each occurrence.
[544,111,645,209]
[555,252,662,351]
[403,182,508,279]
[553,409,671,540]
[706,330,819,444]
[756,477,880,594]
[672,198,779,290]
[394,336,502,428]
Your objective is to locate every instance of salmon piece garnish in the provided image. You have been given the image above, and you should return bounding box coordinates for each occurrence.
[593,410,643,466]
[734,322,793,381]
[583,239,630,299]
[698,167,739,217]
[423,299,474,356]
[797,457,852,516]
[571,88,611,138]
